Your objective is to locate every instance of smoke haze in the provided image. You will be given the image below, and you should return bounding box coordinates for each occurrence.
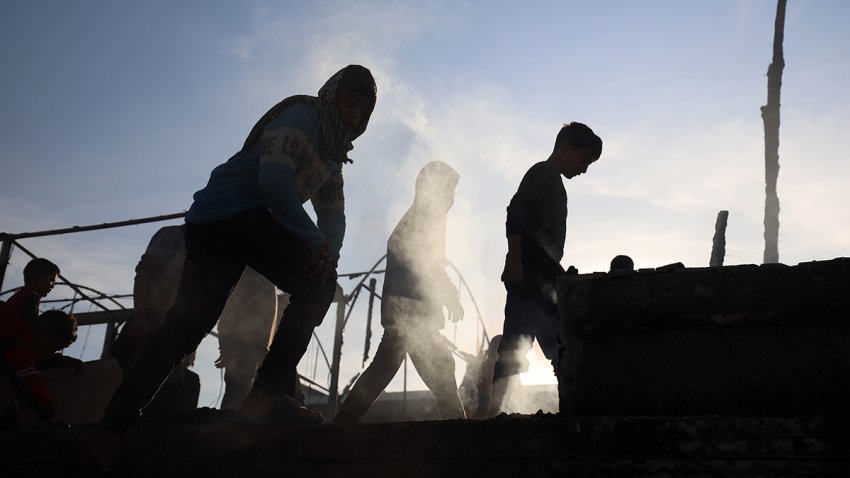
[2,2,848,411]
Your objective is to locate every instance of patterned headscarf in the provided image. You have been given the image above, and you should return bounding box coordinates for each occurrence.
[241,65,376,164]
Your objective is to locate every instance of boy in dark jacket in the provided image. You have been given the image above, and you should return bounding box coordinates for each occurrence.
[491,122,602,416]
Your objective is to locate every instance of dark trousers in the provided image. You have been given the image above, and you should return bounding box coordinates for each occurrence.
[334,327,465,423]
[493,276,560,381]
[334,296,465,423]
[102,209,335,433]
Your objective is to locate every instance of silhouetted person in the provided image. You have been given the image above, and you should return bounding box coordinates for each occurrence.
[609,254,634,272]
[83,65,377,470]
[0,258,60,324]
[113,225,279,416]
[1,309,79,427]
[490,122,602,416]
[214,267,280,410]
[334,161,466,423]
[114,226,187,373]
[458,334,501,419]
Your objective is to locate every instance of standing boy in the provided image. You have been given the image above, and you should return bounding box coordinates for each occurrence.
[490,122,602,415]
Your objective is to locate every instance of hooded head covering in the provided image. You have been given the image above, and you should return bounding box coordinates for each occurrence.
[242,65,376,164]
[414,161,459,205]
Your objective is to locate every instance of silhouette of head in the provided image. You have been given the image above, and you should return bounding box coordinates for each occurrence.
[23,258,60,296]
[609,255,634,272]
[554,122,603,160]
[414,161,459,212]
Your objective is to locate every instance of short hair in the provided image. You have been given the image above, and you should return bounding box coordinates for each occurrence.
[554,122,603,160]
[337,65,377,104]
[23,258,60,286]
[35,310,78,349]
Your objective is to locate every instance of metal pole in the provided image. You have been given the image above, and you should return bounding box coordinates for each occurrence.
[2,212,186,241]
[1,212,183,290]
[101,322,118,359]
[0,239,13,293]
[362,277,376,366]
[402,356,408,420]
[327,283,346,419]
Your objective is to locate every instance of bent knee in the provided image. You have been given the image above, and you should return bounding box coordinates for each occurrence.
[293,278,336,306]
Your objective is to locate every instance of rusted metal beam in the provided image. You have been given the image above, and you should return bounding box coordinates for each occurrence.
[327,284,346,419]
[0,239,13,292]
[0,212,186,241]
[74,309,133,326]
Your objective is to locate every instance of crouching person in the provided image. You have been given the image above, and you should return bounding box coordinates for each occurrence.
[82,65,377,470]
[0,310,79,428]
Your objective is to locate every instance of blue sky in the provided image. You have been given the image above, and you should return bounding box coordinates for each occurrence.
[2,1,849,406]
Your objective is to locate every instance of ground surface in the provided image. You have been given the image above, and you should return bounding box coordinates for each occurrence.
[2,410,849,477]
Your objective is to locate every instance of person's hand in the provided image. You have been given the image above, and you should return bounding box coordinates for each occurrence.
[500,251,523,285]
[214,354,225,369]
[304,243,337,283]
[446,297,464,323]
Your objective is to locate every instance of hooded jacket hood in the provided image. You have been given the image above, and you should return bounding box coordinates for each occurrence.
[241,65,377,164]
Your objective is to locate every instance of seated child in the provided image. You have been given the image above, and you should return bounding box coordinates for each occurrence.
[0,309,80,426]
[0,258,60,323]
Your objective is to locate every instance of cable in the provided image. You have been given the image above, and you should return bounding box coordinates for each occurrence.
[78,304,94,359]
[209,368,225,408]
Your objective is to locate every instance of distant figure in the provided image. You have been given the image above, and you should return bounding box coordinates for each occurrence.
[334,161,466,423]
[0,309,80,427]
[0,258,60,324]
[113,225,279,415]
[84,66,377,469]
[609,255,634,272]
[214,267,281,410]
[114,226,187,373]
[491,122,603,416]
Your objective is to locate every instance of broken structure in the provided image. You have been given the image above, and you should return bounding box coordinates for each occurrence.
[557,257,850,416]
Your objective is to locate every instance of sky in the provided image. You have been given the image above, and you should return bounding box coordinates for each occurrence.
[1,1,849,409]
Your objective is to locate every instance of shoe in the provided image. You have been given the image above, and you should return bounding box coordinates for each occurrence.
[232,391,324,425]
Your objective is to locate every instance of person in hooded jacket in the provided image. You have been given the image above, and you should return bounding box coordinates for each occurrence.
[87,66,376,458]
[333,161,466,423]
